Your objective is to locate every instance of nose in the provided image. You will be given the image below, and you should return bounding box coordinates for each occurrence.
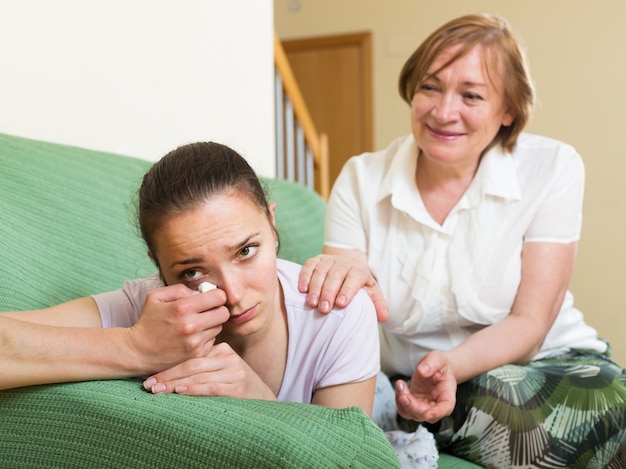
[216,271,244,307]
[432,93,458,122]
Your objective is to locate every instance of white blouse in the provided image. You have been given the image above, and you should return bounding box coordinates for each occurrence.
[326,133,606,376]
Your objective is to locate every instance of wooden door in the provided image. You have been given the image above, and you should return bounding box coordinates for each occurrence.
[282,32,373,188]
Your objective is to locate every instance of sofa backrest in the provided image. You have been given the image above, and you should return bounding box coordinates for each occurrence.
[0,132,325,311]
[265,177,325,265]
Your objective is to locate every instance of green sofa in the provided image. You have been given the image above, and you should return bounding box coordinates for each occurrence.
[0,132,478,468]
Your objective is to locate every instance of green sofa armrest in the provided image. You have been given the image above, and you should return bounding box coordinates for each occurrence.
[0,380,399,468]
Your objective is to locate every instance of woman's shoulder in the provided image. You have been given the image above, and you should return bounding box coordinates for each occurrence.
[345,134,413,169]
[334,134,416,201]
[276,259,310,309]
[276,259,375,324]
[92,273,162,328]
[93,273,162,299]
[515,133,580,160]
[118,273,163,298]
[512,133,584,177]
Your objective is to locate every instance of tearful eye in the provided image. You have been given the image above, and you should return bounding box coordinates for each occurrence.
[183,269,203,281]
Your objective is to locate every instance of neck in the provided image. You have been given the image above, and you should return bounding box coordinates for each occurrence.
[217,282,288,393]
[415,149,480,191]
[415,151,480,225]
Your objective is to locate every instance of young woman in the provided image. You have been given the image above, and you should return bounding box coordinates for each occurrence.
[0,142,378,415]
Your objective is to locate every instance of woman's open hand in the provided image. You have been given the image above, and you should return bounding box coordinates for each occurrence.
[143,342,276,400]
[395,351,457,424]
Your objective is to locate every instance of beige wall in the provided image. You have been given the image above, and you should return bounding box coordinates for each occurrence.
[2,1,275,173]
[275,0,626,365]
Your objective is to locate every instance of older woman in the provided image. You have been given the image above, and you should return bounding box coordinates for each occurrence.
[299,14,626,467]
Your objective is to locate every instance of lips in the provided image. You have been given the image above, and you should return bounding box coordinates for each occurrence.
[228,304,257,325]
[427,124,463,139]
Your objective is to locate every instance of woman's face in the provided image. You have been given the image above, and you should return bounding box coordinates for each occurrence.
[152,191,280,341]
[411,44,514,168]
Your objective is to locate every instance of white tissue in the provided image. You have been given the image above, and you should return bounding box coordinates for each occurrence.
[198,281,216,293]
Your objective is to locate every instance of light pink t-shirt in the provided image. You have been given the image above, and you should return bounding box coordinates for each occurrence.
[92,258,379,404]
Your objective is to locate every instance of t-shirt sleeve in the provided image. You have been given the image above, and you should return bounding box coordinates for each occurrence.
[317,289,380,389]
[92,275,160,328]
[524,148,585,243]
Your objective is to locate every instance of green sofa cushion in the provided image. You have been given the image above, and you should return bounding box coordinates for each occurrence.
[0,380,398,468]
[0,132,399,468]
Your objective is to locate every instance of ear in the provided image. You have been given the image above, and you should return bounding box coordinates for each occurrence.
[147,250,160,269]
[268,201,276,226]
[502,110,515,127]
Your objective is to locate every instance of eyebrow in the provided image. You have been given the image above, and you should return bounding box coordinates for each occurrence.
[171,257,204,268]
[168,231,262,269]
[427,75,488,88]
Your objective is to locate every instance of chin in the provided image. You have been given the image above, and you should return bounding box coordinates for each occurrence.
[222,320,260,339]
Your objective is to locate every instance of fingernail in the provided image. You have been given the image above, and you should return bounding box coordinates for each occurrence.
[152,383,166,393]
[143,378,156,389]
[175,385,187,394]
[320,300,330,312]
[337,295,347,306]
[309,294,319,306]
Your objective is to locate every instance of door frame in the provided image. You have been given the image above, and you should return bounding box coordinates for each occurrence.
[282,31,374,156]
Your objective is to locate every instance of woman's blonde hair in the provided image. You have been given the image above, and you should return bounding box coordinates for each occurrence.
[398,14,535,153]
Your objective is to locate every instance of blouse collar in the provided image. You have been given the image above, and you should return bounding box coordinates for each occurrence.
[378,134,522,216]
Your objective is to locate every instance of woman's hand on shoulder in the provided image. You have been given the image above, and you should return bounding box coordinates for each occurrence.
[143,342,276,400]
[298,249,389,322]
[395,351,457,424]
[128,284,230,372]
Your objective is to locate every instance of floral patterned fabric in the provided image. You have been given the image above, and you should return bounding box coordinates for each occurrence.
[373,372,439,468]
[398,351,626,468]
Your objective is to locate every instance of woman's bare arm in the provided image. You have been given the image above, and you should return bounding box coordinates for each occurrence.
[1,296,103,327]
[396,242,576,422]
[0,286,229,390]
[446,242,575,383]
[312,376,377,416]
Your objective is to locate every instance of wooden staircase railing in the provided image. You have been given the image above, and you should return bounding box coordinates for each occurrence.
[274,32,330,200]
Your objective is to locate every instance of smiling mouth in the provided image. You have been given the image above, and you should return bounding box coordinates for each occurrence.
[427,125,462,138]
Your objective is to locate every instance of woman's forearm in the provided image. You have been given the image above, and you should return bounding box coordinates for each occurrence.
[0,286,229,390]
[446,313,548,384]
[447,242,573,383]
[0,315,147,390]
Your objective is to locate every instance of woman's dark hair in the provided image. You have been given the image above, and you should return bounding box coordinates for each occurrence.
[137,142,277,267]
[398,14,535,153]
